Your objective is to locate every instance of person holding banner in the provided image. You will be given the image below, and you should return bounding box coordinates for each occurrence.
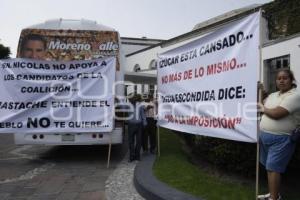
[259,69,300,200]
[128,94,147,162]
[20,34,47,59]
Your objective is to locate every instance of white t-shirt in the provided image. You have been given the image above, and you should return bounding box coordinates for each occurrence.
[260,88,300,135]
[145,101,156,118]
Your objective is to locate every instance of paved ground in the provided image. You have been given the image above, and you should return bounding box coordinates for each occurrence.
[105,156,145,200]
[0,133,127,200]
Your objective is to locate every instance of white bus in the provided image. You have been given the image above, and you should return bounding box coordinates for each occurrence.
[15,19,125,145]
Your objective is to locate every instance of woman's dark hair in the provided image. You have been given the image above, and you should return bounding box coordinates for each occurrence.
[276,69,297,88]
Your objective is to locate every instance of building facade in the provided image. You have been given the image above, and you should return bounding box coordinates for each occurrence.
[124,4,300,97]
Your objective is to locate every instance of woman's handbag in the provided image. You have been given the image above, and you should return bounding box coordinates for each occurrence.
[291,127,300,143]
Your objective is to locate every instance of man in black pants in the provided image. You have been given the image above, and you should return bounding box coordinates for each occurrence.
[128,94,147,162]
[145,96,157,154]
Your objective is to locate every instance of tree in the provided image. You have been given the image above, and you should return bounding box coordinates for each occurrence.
[0,42,11,59]
[263,0,300,39]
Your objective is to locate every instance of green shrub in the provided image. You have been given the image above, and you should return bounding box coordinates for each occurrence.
[183,132,300,177]
[183,133,257,177]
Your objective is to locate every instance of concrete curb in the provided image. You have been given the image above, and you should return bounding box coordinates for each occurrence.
[134,154,203,200]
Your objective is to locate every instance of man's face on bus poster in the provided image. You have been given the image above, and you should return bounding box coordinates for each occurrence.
[21,34,46,59]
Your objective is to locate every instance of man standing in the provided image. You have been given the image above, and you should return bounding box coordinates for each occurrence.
[145,96,157,154]
[128,94,147,162]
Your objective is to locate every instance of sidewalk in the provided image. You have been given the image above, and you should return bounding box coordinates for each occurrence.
[105,152,202,200]
[105,152,144,200]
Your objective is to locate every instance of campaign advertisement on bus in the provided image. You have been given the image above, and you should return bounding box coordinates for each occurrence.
[17,29,120,70]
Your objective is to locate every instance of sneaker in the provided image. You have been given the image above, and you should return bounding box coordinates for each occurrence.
[269,194,282,200]
[257,193,282,200]
[258,193,270,199]
[274,194,282,200]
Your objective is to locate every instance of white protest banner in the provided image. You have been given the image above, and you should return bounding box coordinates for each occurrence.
[158,12,260,142]
[0,57,115,133]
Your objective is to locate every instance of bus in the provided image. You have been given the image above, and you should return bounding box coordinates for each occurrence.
[15,19,124,145]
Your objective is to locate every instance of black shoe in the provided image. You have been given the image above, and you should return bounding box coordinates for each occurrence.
[142,148,149,153]
[128,156,135,162]
[150,149,156,154]
[135,156,141,161]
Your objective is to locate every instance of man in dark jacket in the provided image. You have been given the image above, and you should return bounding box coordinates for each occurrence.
[128,94,147,162]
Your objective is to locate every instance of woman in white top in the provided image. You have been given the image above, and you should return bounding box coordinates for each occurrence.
[259,69,300,200]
